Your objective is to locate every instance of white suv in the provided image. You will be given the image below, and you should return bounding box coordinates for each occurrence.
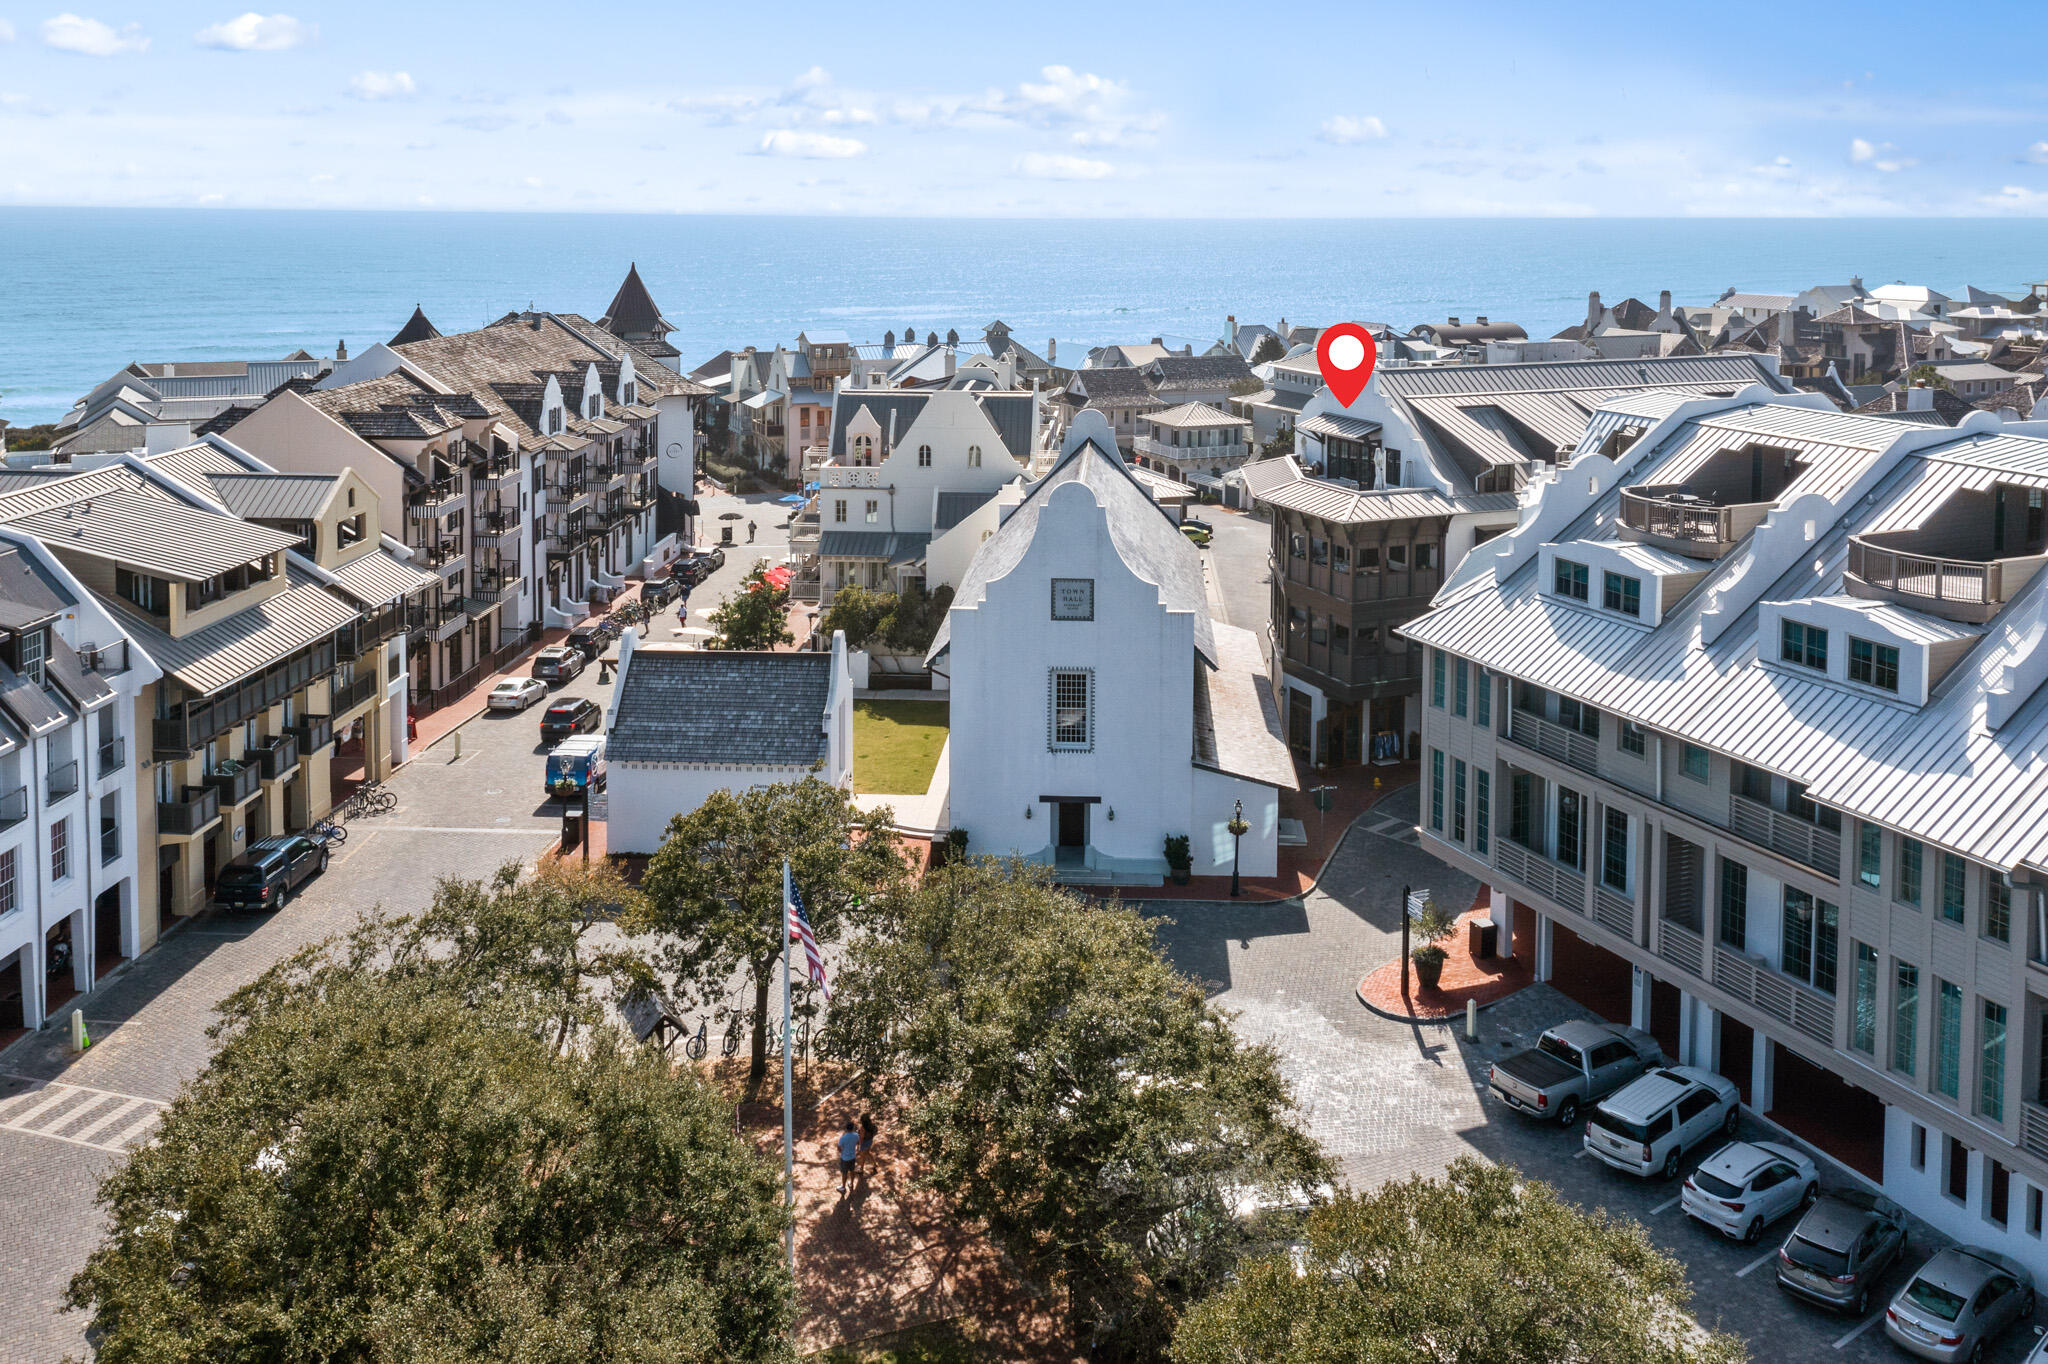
[1583,1066,1741,1179]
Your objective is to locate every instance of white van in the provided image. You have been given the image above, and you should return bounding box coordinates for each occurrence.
[544,735,607,801]
[1583,1065,1740,1179]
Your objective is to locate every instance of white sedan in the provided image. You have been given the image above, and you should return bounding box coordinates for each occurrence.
[487,677,549,712]
[1681,1139,1817,1243]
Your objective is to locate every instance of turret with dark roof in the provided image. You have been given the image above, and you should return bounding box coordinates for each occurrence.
[597,263,678,358]
[390,305,442,346]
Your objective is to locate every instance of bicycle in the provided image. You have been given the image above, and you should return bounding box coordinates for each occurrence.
[684,1020,708,1061]
[310,817,347,846]
[721,1016,741,1059]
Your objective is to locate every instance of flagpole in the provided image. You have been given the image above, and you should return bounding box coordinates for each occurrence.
[782,860,796,1279]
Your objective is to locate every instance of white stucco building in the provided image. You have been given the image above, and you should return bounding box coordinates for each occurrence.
[601,629,854,857]
[931,421,1294,883]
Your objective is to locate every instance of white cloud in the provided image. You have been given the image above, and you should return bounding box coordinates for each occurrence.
[0,20,14,40]
[347,70,416,101]
[1320,114,1387,145]
[1017,151,1113,180]
[1849,137,1913,173]
[1010,64,1159,146]
[41,14,149,56]
[196,13,311,51]
[2025,142,2048,164]
[307,171,334,183]
[755,129,864,159]
[791,65,830,91]
[1983,185,2048,209]
[1849,137,1875,162]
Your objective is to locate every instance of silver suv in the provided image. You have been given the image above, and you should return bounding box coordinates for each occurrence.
[1583,1065,1740,1180]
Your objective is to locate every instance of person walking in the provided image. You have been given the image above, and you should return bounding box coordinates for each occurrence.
[856,1112,878,1176]
[747,519,757,543]
[833,1119,860,1196]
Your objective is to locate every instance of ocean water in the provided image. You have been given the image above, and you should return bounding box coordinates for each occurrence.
[4,209,2046,424]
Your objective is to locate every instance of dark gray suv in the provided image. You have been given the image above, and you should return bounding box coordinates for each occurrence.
[1776,1189,1908,1316]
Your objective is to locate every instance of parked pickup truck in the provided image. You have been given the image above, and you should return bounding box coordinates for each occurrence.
[1488,1019,1663,1128]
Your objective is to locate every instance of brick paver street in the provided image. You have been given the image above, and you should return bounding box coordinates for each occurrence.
[1150,784,2048,1363]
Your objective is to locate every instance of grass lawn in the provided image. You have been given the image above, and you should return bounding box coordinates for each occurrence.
[852,698,949,795]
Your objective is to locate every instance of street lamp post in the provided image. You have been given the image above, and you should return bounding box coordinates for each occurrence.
[1227,798,1250,897]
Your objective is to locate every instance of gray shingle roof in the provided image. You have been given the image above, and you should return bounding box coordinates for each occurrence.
[929,437,1212,665]
[608,648,831,766]
[828,390,1037,465]
[934,489,996,532]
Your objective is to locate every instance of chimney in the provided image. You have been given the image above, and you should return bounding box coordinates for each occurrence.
[886,409,898,453]
[1448,317,1460,326]
[337,338,349,360]
[1476,316,1488,326]
[1777,309,1796,347]
[1909,380,1933,412]
[883,329,894,349]
[144,422,194,455]
[1587,291,1603,331]
[1226,314,1238,344]
[1151,336,1163,347]
[1658,290,1672,321]
[1047,338,1056,362]
[1851,275,1865,293]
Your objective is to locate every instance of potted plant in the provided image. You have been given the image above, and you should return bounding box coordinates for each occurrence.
[1409,897,1460,992]
[944,828,969,866]
[1163,834,1193,885]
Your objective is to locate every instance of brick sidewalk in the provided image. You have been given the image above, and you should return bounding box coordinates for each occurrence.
[1355,897,1533,1020]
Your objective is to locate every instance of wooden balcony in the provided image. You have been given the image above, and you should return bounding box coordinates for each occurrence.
[1619,487,1772,560]
[406,480,464,520]
[1846,533,2048,624]
[158,784,221,838]
[204,762,261,807]
[1729,791,1841,877]
[1506,708,1599,774]
[254,732,299,780]
[292,713,334,752]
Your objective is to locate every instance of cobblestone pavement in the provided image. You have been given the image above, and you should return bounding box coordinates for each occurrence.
[1152,785,2048,1363]
[0,652,617,1362]
[1201,504,1271,642]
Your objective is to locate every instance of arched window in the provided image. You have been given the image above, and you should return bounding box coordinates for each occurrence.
[917,444,932,467]
[852,434,874,465]
[967,444,982,468]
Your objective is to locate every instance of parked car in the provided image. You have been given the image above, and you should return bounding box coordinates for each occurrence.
[1583,1065,1740,1179]
[1680,1140,1817,1243]
[1777,1189,1909,1316]
[1885,1246,2035,1362]
[1488,1019,1663,1128]
[532,645,585,683]
[540,697,603,743]
[215,834,329,912]
[1179,523,1212,546]
[1181,517,1214,535]
[487,677,549,712]
[565,625,606,661]
[544,735,607,800]
[2023,1324,2048,1363]
[642,576,681,607]
[672,548,725,586]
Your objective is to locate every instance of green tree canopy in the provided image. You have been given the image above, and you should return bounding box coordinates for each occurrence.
[708,561,795,651]
[1248,333,1286,366]
[632,777,904,1080]
[1172,1157,1747,1364]
[815,581,954,653]
[824,859,1330,1356]
[66,862,795,1364]
[814,583,894,650]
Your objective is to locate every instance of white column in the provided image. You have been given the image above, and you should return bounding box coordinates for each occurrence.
[1750,1031,1775,1112]
[1679,995,1722,1072]
[1489,885,1511,956]
[69,905,90,993]
[1631,966,1652,1032]
[1534,914,1554,982]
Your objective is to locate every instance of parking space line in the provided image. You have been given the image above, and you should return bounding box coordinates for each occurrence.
[1572,1149,1587,1159]
[1650,1194,1683,1214]
[1831,1313,1883,1350]
[1734,1248,1778,1278]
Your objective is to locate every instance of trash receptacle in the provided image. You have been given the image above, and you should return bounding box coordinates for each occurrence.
[1467,919,1497,960]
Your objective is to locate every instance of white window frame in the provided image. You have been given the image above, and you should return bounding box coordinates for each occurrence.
[1048,668,1094,751]
[50,817,68,882]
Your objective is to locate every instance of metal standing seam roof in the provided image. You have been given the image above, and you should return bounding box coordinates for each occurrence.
[816,531,930,564]
[1193,620,1298,790]
[327,549,442,607]
[47,635,114,710]
[1257,481,1517,525]
[141,442,262,491]
[928,437,1213,666]
[119,576,360,696]
[1401,401,2048,871]
[203,473,340,523]
[0,655,71,735]
[933,489,997,533]
[1146,401,1248,429]
[608,648,831,766]
[0,487,302,581]
[1296,412,1382,441]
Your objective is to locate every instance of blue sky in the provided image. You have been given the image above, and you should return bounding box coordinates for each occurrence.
[4,1,2048,216]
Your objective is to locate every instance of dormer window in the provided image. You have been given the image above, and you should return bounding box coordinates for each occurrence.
[1602,571,1641,618]
[586,393,601,420]
[1780,620,1827,671]
[1848,636,1900,692]
[1554,559,1589,601]
[11,628,44,689]
[623,381,636,406]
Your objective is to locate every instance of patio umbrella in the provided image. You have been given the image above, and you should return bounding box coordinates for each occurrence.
[762,566,792,589]
[718,510,744,520]
[777,493,808,506]
[673,625,716,638]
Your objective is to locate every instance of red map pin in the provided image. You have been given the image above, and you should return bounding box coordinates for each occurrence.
[1316,323,1378,407]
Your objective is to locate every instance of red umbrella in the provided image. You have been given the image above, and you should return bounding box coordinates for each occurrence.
[761,566,792,589]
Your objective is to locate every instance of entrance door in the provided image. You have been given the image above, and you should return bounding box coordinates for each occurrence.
[1055,802,1087,866]
[94,886,123,975]
[1287,689,1312,760]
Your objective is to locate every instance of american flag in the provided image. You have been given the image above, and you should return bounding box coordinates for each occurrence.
[786,879,830,1001]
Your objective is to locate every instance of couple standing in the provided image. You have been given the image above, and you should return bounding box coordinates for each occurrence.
[833,1113,878,1196]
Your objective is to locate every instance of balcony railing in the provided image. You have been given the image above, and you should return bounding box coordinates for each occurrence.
[1713,947,1835,1046]
[78,639,130,674]
[1846,534,2048,624]
[45,760,78,804]
[97,737,125,777]
[0,784,25,829]
[1618,488,1773,559]
[1729,791,1841,877]
[2022,1101,2048,1163]
[254,732,300,780]
[407,480,464,519]
[205,762,261,806]
[292,713,334,752]
[1493,839,1586,914]
[1592,885,1636,940]
[1657,920,1705,977]
[421,539,464,568]
[1133,434,1250,465]
[157,784,221,837]
[1507,708,1599,774]
[330,670,378,715]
